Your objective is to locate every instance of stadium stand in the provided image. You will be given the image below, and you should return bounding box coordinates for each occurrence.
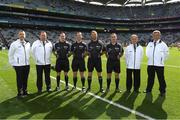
[0,0,180,19]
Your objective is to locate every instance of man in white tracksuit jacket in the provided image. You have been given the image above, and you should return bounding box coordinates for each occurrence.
[125,34,143,93]
[8,31,31,97]
[144,30,169,96]
[31,31,53,93]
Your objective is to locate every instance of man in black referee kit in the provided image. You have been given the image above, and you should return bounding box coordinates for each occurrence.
[87,30,105,93]
[8,31,31,97]
[71,32,87,92]
[53,32,71,91]
[105,33,124,93]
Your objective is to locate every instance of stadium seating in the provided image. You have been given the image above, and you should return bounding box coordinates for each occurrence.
[1,28,180,48]
[0,0,180,19]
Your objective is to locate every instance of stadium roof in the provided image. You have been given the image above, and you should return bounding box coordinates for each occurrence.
[73,0,180,6]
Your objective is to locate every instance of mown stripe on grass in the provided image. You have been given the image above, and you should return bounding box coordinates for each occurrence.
[50,76,155,120]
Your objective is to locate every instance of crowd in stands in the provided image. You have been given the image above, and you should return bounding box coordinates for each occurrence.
[0,28,180,48]
[0,0,180,20]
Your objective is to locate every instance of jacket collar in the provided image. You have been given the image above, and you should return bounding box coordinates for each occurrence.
[131,43,139,47]
[18,39,27,44]
[154,39,162,43]
[91,39,98,43]
[39,39,49,44]
[59,40,66,44]
[111,42,117,46]
[76,41,82,44]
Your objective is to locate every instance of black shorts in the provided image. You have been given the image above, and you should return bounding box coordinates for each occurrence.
[107,59,120,73]
[55,59,69,72]
[72,59,86,72]
[87,58,102,72]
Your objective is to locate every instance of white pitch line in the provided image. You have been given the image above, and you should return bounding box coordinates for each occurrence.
[139,61,180,69]
[50,76,155,120]
[101,58,180,69]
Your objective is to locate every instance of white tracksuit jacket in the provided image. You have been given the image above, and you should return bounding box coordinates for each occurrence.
[31,40,53,65]
[125,44,144,69]
[8,39,31,66]
[146,40,169,67]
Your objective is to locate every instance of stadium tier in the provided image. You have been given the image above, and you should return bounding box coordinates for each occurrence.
[0,28,180,46]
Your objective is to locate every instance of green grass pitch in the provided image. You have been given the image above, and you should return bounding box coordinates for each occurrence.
[0,47,180,119]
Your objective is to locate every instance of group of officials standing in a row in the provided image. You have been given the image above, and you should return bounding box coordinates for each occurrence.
[8,30,169,98]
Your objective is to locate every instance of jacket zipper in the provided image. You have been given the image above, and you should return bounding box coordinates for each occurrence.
[22,44,27,65]
[153,43,156,65]
[43,43,46,65]
[134,47,136,69]
[17,58,19,64]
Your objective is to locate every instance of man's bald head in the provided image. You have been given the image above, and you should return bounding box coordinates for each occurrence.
[91,30,98,41]
[130,34,138,44]
[111,33,117,44]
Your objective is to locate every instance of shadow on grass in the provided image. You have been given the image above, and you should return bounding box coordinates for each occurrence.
[105,91,139,119]
[0,90,80,119]
[44,91,100,119]
[136,93,167,119]
[1,90,166,119]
